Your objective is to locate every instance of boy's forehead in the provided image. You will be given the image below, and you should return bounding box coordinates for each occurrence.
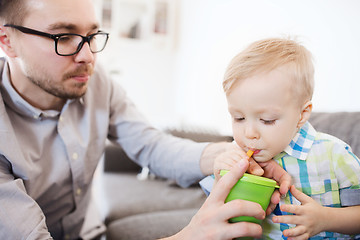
[228,68,297,107]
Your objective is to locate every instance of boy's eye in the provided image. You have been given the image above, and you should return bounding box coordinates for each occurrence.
[234,117,245,122]
[261,119,276,125]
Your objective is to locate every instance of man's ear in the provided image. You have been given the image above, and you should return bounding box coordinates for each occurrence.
[0,26,17,57]
[297,101,312,129]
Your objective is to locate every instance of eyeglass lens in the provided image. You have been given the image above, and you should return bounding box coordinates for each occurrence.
[57,33,108,55]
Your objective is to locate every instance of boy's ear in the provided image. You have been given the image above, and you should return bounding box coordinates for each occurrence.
[297,101,312,129]
[0,26,17,58]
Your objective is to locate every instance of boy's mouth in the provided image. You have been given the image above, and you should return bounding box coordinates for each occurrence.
[247,148,261,156]
[253,149,261,155]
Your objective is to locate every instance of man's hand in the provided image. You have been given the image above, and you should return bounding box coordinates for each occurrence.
[163,160,265,240]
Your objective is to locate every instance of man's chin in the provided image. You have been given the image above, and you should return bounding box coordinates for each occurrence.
[55,87,88,100]
[65,83,88,99]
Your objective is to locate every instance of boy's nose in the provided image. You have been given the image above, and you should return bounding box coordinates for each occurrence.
[244,123,260,139]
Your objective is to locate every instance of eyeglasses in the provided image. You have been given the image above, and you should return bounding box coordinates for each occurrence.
[4,24,109,56]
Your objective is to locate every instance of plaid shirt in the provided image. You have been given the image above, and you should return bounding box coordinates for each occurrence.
[263,121,360,240]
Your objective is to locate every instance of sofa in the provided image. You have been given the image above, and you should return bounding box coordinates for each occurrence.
[96,112,360,240]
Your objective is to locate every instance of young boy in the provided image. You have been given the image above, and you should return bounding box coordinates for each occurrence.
[206,37,360,239]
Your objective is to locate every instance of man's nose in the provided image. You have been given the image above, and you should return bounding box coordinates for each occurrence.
[74,42,95,63]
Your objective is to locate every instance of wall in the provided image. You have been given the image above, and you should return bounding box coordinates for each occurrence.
[94,0,180,129]
[173,0,360,134]
[2,0,360,135]
[97,39,177,129]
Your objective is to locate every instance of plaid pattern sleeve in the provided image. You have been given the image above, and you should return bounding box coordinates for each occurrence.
[262,122,360,240]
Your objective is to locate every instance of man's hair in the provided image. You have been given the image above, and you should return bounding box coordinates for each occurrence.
[223,37,314,105]
[0,0,28,25]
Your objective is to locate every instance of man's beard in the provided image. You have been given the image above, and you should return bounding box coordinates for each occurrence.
[27,65,94,99]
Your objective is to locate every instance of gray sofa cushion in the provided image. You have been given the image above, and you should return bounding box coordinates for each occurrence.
[98,173,206,225]
[309,112,360,156]
[106,209,197,240]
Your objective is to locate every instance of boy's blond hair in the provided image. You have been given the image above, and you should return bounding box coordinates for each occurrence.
[223,37,314,105]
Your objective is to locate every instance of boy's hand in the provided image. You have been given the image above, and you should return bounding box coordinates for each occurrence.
[258,161,292,215]
[272,185,325,239]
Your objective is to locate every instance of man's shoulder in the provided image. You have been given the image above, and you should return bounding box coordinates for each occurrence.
[0,57,5,76]
[92,62,109,81]
[0,59,16,155]
[0,58,17,133]
[0,58,6,108]
[87,62,114,92]
[88,61,127,99]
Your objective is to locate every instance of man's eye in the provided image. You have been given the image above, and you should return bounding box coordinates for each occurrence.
[58,36,72,43]
[261,119,276,125]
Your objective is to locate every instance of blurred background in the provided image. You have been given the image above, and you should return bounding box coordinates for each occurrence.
[1,0,360,135]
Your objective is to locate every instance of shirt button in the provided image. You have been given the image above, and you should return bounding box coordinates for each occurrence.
[65,234,70,240]
[72,152,78,160]
[59,116,64,122]
[33,115,39,119]
[76,188,82,196]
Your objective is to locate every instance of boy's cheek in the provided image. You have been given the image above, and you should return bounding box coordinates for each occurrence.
[232,137,244,149]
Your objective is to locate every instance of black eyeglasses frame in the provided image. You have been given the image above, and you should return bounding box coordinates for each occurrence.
[3,24,109,56]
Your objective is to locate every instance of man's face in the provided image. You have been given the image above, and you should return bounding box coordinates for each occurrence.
[226,66,303,162]
[10,0,99,99]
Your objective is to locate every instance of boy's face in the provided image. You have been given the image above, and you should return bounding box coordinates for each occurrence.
[227,66,303,162]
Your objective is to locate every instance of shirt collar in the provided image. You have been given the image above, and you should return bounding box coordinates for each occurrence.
[1,60,84,119]
[283,121,317,160]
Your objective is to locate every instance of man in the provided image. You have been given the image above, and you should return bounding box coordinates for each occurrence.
[0,0,290,239]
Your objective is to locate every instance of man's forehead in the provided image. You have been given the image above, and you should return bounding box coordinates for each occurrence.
[27,0,47,11]
[24,0,99,31]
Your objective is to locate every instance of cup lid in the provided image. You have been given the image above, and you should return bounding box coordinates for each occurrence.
[220,170,279,188]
